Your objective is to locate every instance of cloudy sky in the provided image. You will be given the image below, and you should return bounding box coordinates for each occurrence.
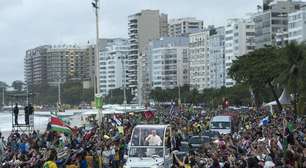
[0,0,261,84]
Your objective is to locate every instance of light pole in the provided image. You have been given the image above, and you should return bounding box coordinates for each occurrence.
[58,78,61,107]
[2,87,5,106]
[177,57,182,106]
[26,85,29,105]
[122,55,127,113]
[92,0,102,125]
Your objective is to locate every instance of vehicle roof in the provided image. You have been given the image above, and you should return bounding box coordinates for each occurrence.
[134,124,170,129]
[211,115,232,122]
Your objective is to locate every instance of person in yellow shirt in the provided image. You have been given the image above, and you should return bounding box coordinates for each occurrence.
[174,153,191,168]
[113,145,121,168]
[43,149,58,168]
[85,151,94,168]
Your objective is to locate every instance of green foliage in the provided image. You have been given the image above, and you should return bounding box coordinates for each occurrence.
[32,84,57,105]
[31,81,94,105]
[229,46,284,109]
[11,80,24,91]
[104,88,133,104]
[0,81,8,88]
[62,81,94,105]
[229,43,306,114]
[150,84,254,108]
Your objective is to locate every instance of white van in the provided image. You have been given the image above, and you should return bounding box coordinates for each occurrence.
[210,115,232,134]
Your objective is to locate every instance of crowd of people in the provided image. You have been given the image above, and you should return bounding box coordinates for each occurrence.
[0,104,305,168]
[0,114,137,168]
[167,107,306,168]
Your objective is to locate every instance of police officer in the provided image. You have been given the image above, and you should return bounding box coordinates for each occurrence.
[13,103,19,125]
[24,105,29,125]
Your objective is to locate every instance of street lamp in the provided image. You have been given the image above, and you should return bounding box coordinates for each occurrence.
[121,55,127,113]
[92,0,102,125]
[92,0,100,95]
[2,87,5,106]
[177,57,182,106]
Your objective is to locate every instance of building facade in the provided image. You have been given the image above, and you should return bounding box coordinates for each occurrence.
[168,17,204,37]
[24,45,51,88]
[254,0,306,49]
[128,10,168,101]
[25,44,94,89]
[99,38,128,97]
[189,26,226,91]
[46,45,91,86]
[208,27,225,89]
[148,37,189,90]
[288,6,306,43]
[225,18,255,87]
[189,30,210,91]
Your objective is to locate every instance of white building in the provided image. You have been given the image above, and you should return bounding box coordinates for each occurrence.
[254,0,306,48]
[225,18,255,87]
[288,6,306,43]
[168,17,204,37]
[128,10,168,100]
[99,38,129,97]
[189,26,226,91]
[148,37,189,89]
[189,30,210,91]
[208,27,225,88]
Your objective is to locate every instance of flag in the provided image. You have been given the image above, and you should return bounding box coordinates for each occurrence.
[50,114,72,134]
[169,103,175,116]
[259,116,269,126]
[188,105,194,113]
[143,110,155,120]
[111,115,122,126]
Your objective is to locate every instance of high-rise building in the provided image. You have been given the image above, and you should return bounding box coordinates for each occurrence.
[263,0,274,11]
[168,17,204,37]
[128,10,168,103]
[46,45,91,86]
[189,26,226,91]
[288,6,306,43]
[254,0,306,49]
[148,37,189,90]
[225,18,255,87]
[25,44,95,90]
[189,30,210,91]
[85,44,96,88]
[208,27,226,89]
[24,45,51,89]
[99,38,129,97]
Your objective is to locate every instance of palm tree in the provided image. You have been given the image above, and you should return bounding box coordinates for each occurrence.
[278,42,306,114]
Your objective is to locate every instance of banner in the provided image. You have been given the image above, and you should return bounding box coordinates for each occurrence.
[95,94,103,109]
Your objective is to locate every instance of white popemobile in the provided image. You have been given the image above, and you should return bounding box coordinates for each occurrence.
[124,125,173,168]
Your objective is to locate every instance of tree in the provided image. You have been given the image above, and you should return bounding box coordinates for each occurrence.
[0,81,8,89]
[11,80,24,91]
[62,81,94,105]
[278,42,306,113]
[104,88,133,104]
[229,46,285,110]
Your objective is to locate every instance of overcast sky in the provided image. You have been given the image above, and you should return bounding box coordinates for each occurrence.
[0,0,261,84]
